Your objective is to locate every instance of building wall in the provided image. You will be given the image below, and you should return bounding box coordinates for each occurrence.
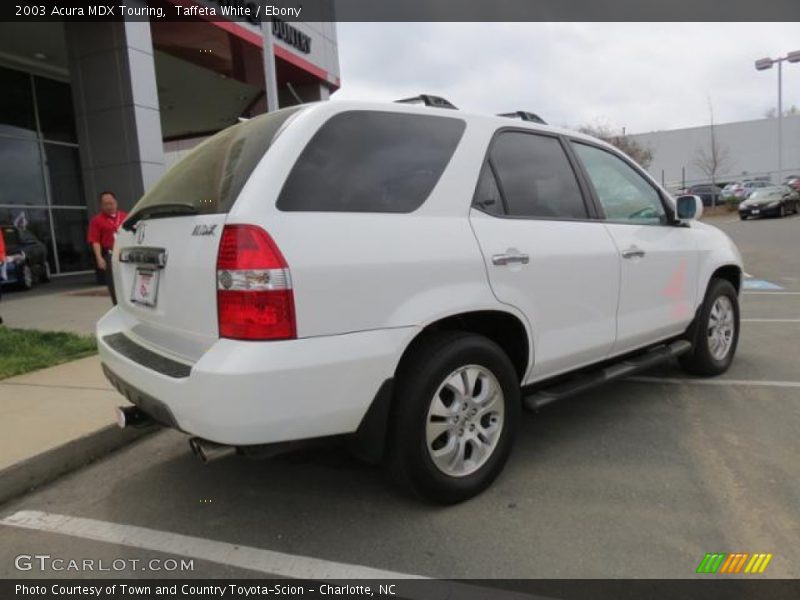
[630,115,800,189]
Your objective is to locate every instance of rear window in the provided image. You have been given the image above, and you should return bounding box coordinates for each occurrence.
[2,227,19,246]
[277,110,466,213]
[130,107,301,216]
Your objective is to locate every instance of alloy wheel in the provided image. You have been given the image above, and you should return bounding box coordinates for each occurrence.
[425,365,505,478]
[707,296,735,360]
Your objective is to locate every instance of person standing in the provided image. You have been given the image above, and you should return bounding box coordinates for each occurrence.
[87,191,127,305]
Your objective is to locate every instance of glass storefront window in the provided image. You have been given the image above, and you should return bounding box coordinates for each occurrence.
[0,67,88,274]
[51,209,92,272]
[0,66,37,138]
[0,207,53,270]
[44,144,84,206]
[0,138,47,206]
[35,77,78,143]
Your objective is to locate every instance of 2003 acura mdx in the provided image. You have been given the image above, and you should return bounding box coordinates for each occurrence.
[98,97,743,503]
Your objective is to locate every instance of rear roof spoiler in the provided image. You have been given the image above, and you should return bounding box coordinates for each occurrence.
[498,111,547,125]
[395,95,458,110]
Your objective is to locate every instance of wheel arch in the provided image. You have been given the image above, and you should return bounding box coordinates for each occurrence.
[709,264,742,295]
[399,310,531,382]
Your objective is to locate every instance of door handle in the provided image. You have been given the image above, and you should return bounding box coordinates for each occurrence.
[492,252,530,266]
[621,246,646,259]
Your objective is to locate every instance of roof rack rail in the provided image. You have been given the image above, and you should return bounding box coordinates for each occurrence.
[395,95,458,110]
[498,111,547,125]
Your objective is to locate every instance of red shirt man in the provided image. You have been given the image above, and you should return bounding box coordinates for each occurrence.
[87,192,127,267]
[87,191,127,304]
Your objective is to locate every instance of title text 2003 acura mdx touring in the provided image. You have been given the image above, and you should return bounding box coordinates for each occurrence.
[99,98,743,503]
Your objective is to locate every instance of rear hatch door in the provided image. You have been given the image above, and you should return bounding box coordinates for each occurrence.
[112,107,302,361]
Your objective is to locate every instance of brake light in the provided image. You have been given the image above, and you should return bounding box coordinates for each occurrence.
[216,224,296,340]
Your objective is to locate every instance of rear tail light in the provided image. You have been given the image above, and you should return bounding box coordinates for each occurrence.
[216,224,296,340]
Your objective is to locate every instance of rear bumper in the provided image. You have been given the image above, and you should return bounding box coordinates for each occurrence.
[739,207,778,218]
[97,308,415,445]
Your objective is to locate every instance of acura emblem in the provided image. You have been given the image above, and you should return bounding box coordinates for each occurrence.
[136,223,146,244]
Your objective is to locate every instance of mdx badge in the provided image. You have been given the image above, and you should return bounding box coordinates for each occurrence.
[192,224,218,237]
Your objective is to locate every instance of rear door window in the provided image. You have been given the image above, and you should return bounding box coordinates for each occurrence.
[277,111,466,213]
[484,131,589,219]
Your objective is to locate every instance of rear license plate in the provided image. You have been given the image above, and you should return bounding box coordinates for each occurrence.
[131,268,159,307]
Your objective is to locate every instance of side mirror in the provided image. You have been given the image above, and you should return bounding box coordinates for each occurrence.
[676,195,703,221]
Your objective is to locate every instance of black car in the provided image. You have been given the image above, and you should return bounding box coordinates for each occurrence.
[738,186,800,220]
[1,225,51,289]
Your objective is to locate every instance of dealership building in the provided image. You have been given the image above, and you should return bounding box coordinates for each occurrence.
[629,114,800,191]
[0,5,339,276]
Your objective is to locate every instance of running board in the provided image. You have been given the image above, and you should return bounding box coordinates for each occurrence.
[523,340,692,412]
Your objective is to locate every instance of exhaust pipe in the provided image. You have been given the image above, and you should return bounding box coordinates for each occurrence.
[116,406,155,429]
[189,437,237,464]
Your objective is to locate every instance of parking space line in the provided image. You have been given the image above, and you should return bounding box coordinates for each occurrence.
[629,376,800,389]
[744,291,800,296]
[741,318,800,323]
[0,510,422,580]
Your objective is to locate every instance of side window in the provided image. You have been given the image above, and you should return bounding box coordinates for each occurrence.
[472,162,504,216]
[573,143,665,224]
[488,132,588,219]
[277,111,466,213]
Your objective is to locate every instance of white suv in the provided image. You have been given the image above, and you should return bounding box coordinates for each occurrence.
[98,99,743,503]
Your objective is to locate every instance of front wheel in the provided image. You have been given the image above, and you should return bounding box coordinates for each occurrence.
[679,278,740,376]
[390,332,520,504]
[40,261,51,283]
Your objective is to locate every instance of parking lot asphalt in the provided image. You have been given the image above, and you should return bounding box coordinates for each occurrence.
[1,213,798,580]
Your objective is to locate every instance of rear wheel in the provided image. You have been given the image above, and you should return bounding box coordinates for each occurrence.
[390,332,520,504]
[679,278,739,376]
[19,263,34,290]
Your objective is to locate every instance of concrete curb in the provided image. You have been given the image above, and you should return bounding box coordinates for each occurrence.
[0,424,157,506]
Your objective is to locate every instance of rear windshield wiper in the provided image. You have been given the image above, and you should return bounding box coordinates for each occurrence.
[123,203,199,231]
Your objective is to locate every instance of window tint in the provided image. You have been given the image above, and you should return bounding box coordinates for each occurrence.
[472,162,504,216]
[277,111,465,213]
[2,227,20,247]
[573,143,665,224]
[131,107,301,217]
[488,132,587,219]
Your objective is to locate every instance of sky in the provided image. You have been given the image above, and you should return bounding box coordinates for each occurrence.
[333,23,800,134]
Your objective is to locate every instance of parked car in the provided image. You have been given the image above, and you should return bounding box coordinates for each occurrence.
[724,180,772,202]
[739,185,800,219]
[784,176,800,192]
[684,184,723,207]
[1,225,51,290]
[98,100,744,503]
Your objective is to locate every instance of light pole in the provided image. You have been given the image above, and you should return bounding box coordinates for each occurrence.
[755,50,800,182]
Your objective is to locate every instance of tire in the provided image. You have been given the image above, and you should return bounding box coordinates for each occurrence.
[40,261,51,283]
[679,278,740,376]
[390,331,520,504]
[739,214,747,221]
[18,263,34,290]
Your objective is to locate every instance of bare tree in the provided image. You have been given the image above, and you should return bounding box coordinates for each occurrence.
[693,99,731,206]
[577,123,654,168]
